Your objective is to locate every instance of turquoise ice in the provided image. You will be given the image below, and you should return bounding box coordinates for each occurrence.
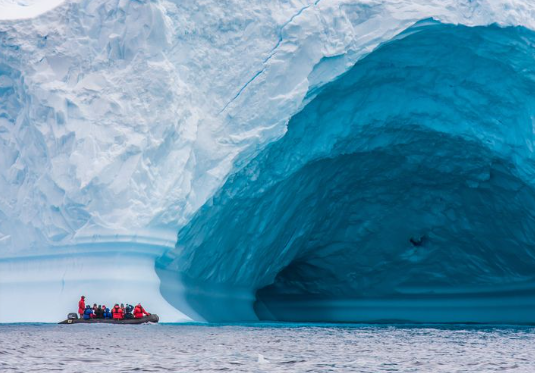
[160,21,535,323]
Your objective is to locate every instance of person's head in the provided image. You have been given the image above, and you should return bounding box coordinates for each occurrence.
[120,303,124,307]
[98,305,102,309]
[114,304,119,307]
[81,295,85,300]
[86,305,90,308]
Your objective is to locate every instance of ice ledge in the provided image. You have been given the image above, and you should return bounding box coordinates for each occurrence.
[0,239,190,323]
[0,236,176,261]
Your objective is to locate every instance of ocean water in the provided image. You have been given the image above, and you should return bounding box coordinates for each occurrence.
[1,323,534,372]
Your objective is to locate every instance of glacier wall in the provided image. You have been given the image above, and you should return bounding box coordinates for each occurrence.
[1,0,535,322]
[159,21,535,323]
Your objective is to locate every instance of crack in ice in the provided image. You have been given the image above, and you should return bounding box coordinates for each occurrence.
[219,0,322,114]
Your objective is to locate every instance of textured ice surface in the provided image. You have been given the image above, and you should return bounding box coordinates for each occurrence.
[1,0,535,322]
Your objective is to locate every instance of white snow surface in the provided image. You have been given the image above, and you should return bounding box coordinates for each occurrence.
[1,0,535,322]
[0,0,65,20]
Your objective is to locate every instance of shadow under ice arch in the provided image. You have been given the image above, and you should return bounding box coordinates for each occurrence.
[158,20,535,323]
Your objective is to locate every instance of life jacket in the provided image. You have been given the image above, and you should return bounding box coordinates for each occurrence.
[133,305,148,318]
[78,298,85,314]
[112,306,124,319]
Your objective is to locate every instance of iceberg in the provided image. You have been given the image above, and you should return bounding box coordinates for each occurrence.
[1,0,535,323]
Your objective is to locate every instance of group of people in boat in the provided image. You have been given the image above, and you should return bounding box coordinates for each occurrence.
[78,296,150,320]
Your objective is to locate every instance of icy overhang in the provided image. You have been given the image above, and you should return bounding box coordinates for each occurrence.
[160,21,535,323]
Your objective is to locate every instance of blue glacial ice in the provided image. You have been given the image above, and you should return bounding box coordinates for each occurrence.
[1,0,535,323]
[159,21,535,323]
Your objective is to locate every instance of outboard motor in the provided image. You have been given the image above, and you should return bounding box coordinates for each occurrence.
[67,313,78,320]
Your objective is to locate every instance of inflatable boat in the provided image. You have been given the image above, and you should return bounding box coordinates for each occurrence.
[59,314,159,324]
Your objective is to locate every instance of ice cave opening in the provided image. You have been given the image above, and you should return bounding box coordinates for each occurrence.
[159,21,535,323]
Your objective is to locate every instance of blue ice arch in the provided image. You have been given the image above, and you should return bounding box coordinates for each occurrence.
[158,21,535,324]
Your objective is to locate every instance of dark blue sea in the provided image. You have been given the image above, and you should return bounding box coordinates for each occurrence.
[1,323,534,372]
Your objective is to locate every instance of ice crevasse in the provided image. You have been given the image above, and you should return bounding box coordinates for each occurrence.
[1,0,535,323]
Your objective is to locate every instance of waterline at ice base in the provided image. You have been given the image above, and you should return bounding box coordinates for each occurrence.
[2,1,535,324]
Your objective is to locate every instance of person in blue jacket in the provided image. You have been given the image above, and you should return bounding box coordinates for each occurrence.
[103,306,112,319]
[83,305,93,320]
[101,305,109,319]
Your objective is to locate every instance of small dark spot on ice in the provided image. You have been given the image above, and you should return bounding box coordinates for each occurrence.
[410,236,425,247]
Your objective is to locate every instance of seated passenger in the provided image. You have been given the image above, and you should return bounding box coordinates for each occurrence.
[124,304,134,319]
[83,305,93,320]
[90,303,97,318]
[112,304,124,320]
[96,305,104,319]
[133,303,150,319]
[103,306,112,319]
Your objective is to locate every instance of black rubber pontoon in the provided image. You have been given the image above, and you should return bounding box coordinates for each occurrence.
[58,314,159,324]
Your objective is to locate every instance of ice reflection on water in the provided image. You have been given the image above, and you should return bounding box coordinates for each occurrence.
[1,323,534,372]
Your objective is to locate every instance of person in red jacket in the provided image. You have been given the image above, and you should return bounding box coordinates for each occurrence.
[78,296,85,319]
[112,304,124,320]
[133,303,150,319]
